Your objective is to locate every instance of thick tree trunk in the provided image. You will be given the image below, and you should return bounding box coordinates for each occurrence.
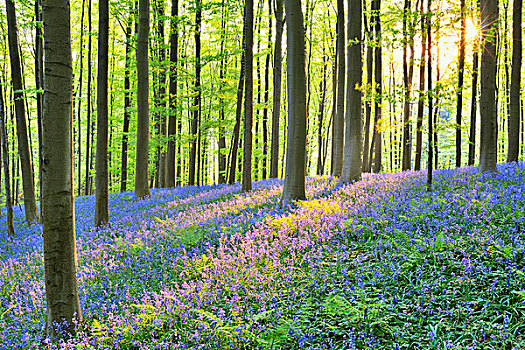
[95,0,109,226]
[479,0,498,172]
[341,0,362,182]
[188,0,201,186]
[414,0,426,171]
[135,0,151,197]
[507,0,521,161]
[242,0,254,192]
[281,0,307,204]
[455,0,466,167]
[332,0,345,177]
[166,0,178,187]
[0,78,15,236]
[5,0,39,224]
[270,0,283,179]
[42,0,82,336]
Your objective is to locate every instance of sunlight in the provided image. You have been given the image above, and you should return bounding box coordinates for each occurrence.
[465,17,481,42]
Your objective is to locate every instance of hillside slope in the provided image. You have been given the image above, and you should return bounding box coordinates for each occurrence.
[1,164,525,349]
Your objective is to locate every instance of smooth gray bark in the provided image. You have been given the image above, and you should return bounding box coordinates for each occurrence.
[507,0,521,161]
[135,0,151,197]
[281,0,307,204]
[42,0,82,336]
[341,0,363,182]
[242,0,254,192]
[479,0,498,172]
[95,0,109,226]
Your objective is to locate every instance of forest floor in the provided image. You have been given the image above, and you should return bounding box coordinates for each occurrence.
[1,164,525,349]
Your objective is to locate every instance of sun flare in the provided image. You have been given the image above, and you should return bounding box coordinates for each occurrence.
[465,18,481,42]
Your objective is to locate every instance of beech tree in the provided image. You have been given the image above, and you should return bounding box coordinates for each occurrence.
[166,0,179,187]
[332,0,345,177]
[468,0,480,166]
[42,0,82,336]
[242,0,254,192]
[414,0,426,171]
[341,0,362,182]
[401,0,414,171]
[95,0,109,226]
[281,0,307,203]
[270,0,284,179]
[479,0,498,172]
[507,0,521,162]
[188,0,202,186]
[427,0,434,189]
[5,0,39,224]
[370,0,382,173]
[0,78,14,236]
[120,8,134,192]
[135,0,151,197]
[455,0,466,167]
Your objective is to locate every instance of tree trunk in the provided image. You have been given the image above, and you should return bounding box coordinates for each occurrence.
[217,0,227,184]
[332,0,345,177]
[507,0,521,161]
[35,0,44,205]
[5,0,39,224]
[166,0,178,187]
[414,0,426,170]
[188,0,201,186]
[120,11,133,192]
[42,0,82,336]
[85,0,93,196]
[0,78,15,236]
[157,0,167,188]
[242,0,254,192]
[341,0,362,182]
[262,0,272,180]
[95,0,109,226]
[228,19,246,184]
[135,0,151,197]
[427,0,433,189]
[362,0,373,172]
[281,0,307,204]
[370,0,382,173]
[455,0,466,167]
[502,0,510,161]
[317,53,328,175]
[479,0,498,172]
[270,0,284,179]
[468,0,480,166]
[76,0,85,195]
[401,0,412,171]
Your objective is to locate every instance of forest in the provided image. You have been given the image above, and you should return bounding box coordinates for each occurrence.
[1,0,525,347]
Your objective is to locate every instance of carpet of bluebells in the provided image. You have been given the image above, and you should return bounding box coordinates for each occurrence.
[2,163,525,349]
